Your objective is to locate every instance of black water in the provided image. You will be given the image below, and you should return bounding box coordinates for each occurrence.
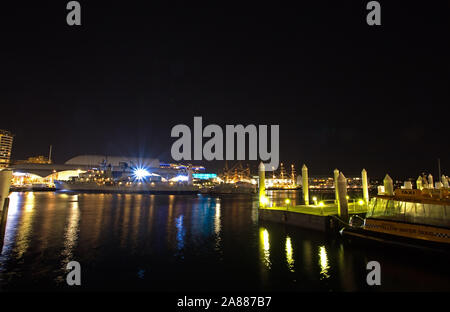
[0,191,449,292]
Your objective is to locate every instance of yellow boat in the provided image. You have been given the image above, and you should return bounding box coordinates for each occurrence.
[342,188,450,252]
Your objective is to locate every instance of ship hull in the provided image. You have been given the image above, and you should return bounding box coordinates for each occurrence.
[341,221,450,254]
[54,180,199,194]
[203,183,256,195]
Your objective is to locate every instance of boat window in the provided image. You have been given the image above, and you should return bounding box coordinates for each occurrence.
[367,197,450,227]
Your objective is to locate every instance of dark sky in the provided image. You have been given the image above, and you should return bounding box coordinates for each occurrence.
[1,1,449,179]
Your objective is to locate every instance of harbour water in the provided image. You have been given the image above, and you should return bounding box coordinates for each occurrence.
[0,191,449,292]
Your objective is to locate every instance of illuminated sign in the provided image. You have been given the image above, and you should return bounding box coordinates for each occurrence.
[192,173,217,180]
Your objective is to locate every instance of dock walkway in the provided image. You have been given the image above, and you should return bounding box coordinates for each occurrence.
[259,203,367,232]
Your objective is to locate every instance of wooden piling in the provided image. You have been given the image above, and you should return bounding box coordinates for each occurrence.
[337,172,349,223]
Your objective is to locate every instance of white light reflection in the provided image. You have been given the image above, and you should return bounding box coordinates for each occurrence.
[15,192,36,258]
[259,228,271,268]
[214,201,221,251]
[319,245,330,279]
[285,236,295,272]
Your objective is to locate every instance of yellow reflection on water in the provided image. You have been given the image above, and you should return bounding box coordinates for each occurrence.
[147,195,155,233]
[131,194,142,250]
[7,192,20,214]
[15,192,36,258]
[319,245,330,279]
[25,192,35,212]
[285,236,295,272]
[62,200,80,262]
[167,194,176,249]
[259,228,271,268]
[120,194,132,247]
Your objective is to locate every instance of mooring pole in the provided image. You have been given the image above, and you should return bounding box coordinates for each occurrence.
[258,162,266,207]
[442,175,449,189]
[302,164,309,205]
[416,176,423,190]
[0,170,12,213]
[334,169,339,204]
[383,174,394,195]
[428,174,434,189]
[337,172,349,223]
[0,170,12,248]
[362,169,369,205]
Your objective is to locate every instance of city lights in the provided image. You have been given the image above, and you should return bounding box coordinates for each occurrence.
[2,0,448,296]
[171,175,189,182]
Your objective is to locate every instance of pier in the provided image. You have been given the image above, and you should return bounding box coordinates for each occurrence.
[259,202,367,232]
[258,163,369,232]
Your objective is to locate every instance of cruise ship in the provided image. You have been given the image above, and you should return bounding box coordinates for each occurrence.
[54,155,199,194]
[54,179,198,194]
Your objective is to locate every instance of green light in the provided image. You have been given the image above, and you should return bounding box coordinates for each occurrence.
[358,199,364,206]
[285,199,291,205]
[318,201,324,207]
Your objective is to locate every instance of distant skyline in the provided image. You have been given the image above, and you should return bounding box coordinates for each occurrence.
[1,1,448,179]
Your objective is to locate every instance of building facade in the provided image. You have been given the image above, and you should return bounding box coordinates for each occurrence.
[0,129,14,168]
[15,155,51,164]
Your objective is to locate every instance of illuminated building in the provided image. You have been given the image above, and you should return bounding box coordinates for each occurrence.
[192,173,217,180]
[15,155,51,164]
[160,163,205,172]
[0,129,14,168]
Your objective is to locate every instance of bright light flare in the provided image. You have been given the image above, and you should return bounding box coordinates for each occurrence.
[133,168,150,180]
[260,195,269,206]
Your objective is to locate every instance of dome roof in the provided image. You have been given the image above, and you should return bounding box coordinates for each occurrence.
[64,155,159,168]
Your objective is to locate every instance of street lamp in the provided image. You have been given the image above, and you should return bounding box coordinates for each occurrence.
[285,198,291,210]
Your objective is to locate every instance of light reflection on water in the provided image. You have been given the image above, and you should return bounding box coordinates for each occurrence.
[62,199,79,265]
[319,246,330,279]
[214,200,221,251]
[259,228,271,269]
[175,214,185,253]
[285,236,294,272]
[0,191,449,291]
[14,192,35,259]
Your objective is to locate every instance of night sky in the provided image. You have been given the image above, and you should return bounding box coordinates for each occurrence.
[1,1,449,179]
